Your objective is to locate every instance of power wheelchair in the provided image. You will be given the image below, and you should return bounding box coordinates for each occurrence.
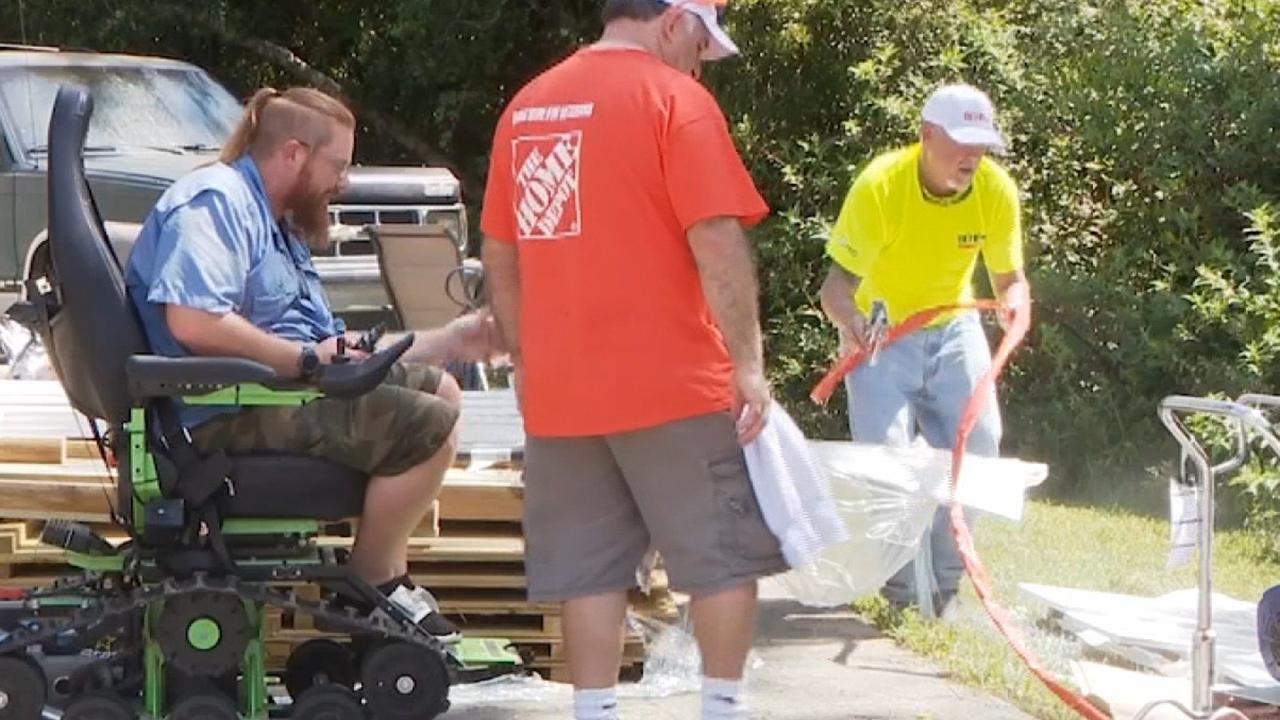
[0,86,519,720]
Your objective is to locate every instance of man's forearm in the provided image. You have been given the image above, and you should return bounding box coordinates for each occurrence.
[689,218,764,372]
[819,264,864,333]
[992,269,1030,302]
[395,327,454,366]
[166,305,303,377]
[991,269,1031,331]
[481,238,522,362]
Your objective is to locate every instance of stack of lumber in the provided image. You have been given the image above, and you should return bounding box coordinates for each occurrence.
[0,381,678,682]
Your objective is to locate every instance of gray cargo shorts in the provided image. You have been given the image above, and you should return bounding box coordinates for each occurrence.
[522,411,788,601]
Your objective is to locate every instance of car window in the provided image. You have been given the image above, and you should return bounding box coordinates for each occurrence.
[0,63,242,156]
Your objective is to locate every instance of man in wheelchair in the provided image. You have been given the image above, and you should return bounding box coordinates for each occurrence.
[0,84,512,720]
[124,86,495,644]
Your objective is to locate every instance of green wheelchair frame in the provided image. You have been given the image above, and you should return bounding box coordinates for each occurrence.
[0,374,524,720]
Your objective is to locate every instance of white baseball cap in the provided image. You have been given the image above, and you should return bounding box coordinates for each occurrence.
[659,0,739,61]
[921,83,1008,154]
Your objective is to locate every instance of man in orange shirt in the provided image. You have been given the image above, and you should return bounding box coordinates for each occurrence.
[481,1,785,718]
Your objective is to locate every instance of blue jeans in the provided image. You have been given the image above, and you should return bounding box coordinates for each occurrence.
[845,312,1002,607]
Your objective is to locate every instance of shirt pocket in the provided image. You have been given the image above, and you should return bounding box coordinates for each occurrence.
[246,249,300,321]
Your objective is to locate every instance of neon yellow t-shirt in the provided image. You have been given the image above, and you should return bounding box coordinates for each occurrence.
[826,143,1023,325]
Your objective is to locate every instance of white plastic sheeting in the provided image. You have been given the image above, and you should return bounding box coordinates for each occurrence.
[1022,583,1272,687]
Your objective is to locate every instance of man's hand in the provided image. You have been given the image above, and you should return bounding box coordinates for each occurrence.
[820,264,874,354]
[444,310,502,362]
[342,330,367,351]
[733,365,771,445]
[316,334,368,364]
[838,312,873,354]
[993,271,1031,332]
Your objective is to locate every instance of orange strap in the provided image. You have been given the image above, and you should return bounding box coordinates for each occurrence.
[812,300,1110,720]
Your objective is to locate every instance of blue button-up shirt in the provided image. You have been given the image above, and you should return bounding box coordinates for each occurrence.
[125,155,341,426]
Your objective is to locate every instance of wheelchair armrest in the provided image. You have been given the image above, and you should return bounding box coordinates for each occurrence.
[127,333,414,401]
[301,332,415,399]
[126,355,278,399]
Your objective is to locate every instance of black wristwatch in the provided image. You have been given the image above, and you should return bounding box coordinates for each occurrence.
[298,343,320,380]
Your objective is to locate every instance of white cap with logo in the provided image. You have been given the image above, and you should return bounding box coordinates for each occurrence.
[922,83,1008,154]
[658,0,739,61]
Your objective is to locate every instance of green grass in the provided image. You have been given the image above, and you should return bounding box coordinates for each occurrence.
[852,499,1280,720]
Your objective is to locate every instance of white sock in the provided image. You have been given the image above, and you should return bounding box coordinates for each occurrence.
[574,687,619,720]
[702,676,747,719]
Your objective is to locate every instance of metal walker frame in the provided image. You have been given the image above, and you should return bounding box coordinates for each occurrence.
[1157,394,1280,717]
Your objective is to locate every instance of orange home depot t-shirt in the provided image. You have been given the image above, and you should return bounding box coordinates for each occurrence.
[481,46,769,437]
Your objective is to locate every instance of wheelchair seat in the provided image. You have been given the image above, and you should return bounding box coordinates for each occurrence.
[225,454,366,520]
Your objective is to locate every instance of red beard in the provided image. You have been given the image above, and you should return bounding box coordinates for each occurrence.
[287,164,334,253]
[290,190,332,253]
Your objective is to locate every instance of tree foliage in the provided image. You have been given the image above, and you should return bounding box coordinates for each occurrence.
[5,0,1280,507]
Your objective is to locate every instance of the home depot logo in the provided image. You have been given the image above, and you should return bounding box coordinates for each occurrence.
[512,132,582,240]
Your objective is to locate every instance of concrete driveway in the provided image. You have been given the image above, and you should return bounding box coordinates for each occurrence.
[443,581,1033,720]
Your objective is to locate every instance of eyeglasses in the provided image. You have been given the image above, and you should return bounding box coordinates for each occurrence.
[291,138,351,177]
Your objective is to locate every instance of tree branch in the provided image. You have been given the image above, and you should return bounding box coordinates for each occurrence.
[221,36,454,171]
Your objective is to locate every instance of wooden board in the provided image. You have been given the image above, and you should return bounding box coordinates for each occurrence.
[431,587,558,613]
[266,593,565,637]
[318,534,524,563]
[455,390,525,456]
[409,562,528,590]
[0,561,527,591]
[0,380,526,451]
[437,472,523,522]
[0,522,514,565]
[0,463,519,525]
[0,436,97,464]
[320,502,440,539]
[0,437,67,464]
[0,486,114,522]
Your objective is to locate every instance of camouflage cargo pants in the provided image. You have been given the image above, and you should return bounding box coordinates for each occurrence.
[191,363,458,477]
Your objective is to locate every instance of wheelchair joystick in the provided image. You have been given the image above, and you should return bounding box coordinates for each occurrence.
[332,336,351,365]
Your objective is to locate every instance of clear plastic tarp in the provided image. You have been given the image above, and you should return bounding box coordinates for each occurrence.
[773,440,1048,608]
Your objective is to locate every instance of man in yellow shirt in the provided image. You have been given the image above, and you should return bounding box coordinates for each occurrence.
[819,83,1031,617]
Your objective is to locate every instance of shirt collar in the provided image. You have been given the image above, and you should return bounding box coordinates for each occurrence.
[232,154,307,246]
[230,154,277,219]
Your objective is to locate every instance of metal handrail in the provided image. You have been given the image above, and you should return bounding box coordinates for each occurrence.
[1158,395,1280,714]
